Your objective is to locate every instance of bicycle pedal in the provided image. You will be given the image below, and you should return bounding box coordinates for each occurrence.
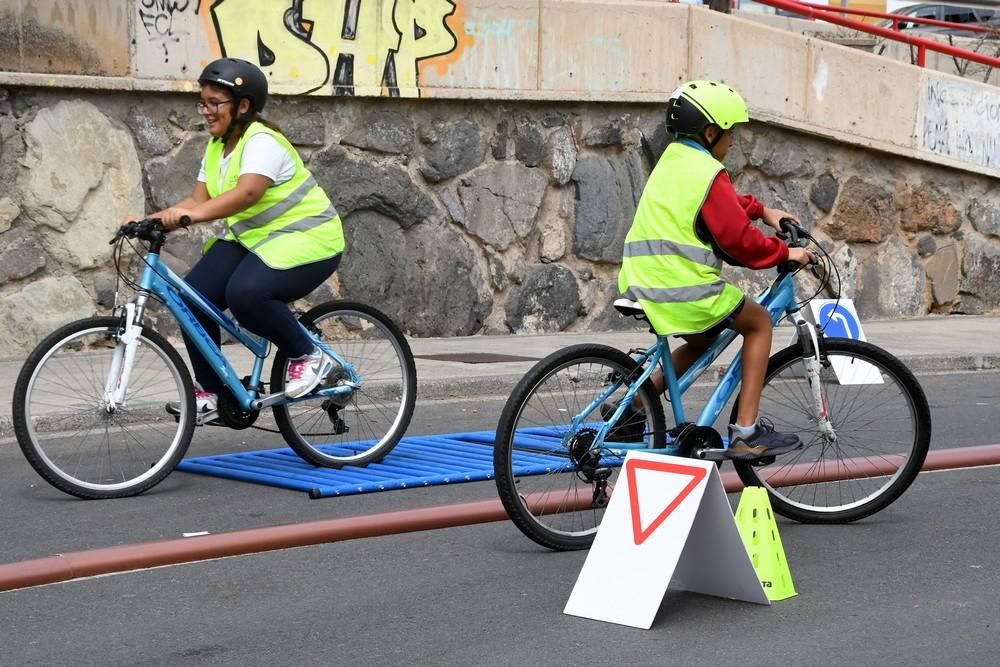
[750,455,776,467]
[693,448,728,462]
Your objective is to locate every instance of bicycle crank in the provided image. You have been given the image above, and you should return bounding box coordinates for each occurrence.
[216,391,260,430]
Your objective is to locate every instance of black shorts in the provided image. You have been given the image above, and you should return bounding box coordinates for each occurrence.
[683,297,746,340]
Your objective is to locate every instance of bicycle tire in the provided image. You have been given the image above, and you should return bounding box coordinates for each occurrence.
[12,317,196,499]
[494,344,667,551]
[731,338,931,523]
[271,301,416,468]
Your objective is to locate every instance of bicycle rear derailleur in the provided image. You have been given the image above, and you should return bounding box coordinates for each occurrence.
[568,428,613,508]
[319,367,352,435]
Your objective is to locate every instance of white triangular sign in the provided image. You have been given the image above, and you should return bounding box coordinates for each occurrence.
[564,452,769,629]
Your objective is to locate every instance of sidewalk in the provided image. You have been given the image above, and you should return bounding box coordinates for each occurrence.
[1,315,998,439]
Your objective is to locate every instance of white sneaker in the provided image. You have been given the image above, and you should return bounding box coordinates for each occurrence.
[284,347,335,399]
[165,390,220,426]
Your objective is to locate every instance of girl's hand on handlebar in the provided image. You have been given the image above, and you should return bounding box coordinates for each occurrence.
[788,247,817,266]
[761,207,799,233]
[158,207,195,230]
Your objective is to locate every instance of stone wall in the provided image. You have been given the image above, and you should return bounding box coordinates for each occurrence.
[0,85,997,358]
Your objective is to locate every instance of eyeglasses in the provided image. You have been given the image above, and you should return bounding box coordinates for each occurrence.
[196,99,232,115]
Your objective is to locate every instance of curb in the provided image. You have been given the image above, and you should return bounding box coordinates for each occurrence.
[2,353,998,441]
[896,353,999,374]
[412,352,1000,399]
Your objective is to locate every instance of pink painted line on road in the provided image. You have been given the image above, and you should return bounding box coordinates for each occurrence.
[2,444,998,593]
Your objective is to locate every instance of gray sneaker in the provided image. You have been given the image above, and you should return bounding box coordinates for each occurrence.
[725,418,801,461]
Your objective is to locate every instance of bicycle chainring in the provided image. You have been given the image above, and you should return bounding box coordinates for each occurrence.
[216,391,260,430]
[674,424,722,458]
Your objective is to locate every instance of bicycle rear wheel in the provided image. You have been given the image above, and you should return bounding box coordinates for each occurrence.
[494,344,666,551]
[12,317,196,499]
[731,338,930,523]
[271,301,416,468]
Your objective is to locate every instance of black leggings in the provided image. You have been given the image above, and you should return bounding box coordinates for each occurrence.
[182,240,341,394]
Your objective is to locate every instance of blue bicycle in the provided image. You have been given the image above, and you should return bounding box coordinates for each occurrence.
[494,220,931,550]
[13,219,416,499]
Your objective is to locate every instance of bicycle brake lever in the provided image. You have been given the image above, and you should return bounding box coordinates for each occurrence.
[109,224,131,245]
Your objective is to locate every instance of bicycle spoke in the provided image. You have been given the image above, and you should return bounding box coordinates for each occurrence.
[15,320,194,498]
[495,345,665,550]
[738,340,929,523]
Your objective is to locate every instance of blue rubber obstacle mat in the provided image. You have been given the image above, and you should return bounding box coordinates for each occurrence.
[176,428,582,499]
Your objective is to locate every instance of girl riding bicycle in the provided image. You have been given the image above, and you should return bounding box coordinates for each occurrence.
[123,58,344,419]
[616,80,816,460]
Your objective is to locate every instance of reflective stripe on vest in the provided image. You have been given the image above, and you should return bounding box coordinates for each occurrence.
[202,122,345,269]
[617,141,743,335]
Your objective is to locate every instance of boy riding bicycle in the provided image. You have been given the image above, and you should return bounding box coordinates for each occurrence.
[614,80,816,460]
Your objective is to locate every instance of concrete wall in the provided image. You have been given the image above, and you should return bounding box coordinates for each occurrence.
[0,0,997,178]
[0,0,130,75]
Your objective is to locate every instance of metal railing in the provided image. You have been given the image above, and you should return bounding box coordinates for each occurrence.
[797,1,1000,34]
[751,0,1000,68]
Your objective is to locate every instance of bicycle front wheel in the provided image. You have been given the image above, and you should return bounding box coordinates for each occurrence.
[732,338,931,523]
[494,344,666,551]
[12,317,196,499]
[271,301,416,468]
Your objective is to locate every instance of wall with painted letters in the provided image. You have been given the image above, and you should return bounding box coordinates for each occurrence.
[0,0,998,178]
[922,77,1000,171]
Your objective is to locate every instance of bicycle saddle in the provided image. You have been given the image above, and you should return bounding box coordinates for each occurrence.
[613,298,647,320]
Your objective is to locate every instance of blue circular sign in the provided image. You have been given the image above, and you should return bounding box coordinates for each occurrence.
[817,303,860,339]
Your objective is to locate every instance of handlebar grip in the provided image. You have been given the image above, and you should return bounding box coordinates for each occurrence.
[779,217,807,247]
[179,215,191,229]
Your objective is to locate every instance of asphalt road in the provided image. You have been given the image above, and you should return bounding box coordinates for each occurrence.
[1,370,999,666]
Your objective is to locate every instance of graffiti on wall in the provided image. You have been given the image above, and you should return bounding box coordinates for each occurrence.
[922,76,1000,169]
[188,0,472,97]
[138,0,192,62]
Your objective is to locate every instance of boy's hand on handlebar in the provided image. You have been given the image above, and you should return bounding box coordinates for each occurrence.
[787,247,817,266]
[761,207,799,233]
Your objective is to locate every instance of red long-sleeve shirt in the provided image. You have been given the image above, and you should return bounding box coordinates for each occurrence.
[698,171,788,269]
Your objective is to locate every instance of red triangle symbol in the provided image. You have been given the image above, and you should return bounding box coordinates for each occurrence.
[625,459,708,546]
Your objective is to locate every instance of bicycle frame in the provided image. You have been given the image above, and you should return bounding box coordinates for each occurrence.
[107,248,359,413]
[588,271,822,454]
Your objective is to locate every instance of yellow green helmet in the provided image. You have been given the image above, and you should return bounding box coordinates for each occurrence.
[666,80,749,137]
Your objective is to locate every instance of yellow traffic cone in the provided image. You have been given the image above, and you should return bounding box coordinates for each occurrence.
[734,486,797,601]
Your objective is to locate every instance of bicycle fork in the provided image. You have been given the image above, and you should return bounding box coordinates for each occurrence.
[103,302,144,412]
[793,315,837,442]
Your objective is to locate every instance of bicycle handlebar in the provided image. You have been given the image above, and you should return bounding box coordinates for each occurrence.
[775,217,820,276]
[776,217,808,246]
[110,216,190,245]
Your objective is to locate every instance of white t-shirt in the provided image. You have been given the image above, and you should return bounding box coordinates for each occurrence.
[197,132,297,192]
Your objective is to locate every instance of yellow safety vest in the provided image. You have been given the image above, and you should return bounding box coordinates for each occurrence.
[203,122,345,269]
[618,140,744,335]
